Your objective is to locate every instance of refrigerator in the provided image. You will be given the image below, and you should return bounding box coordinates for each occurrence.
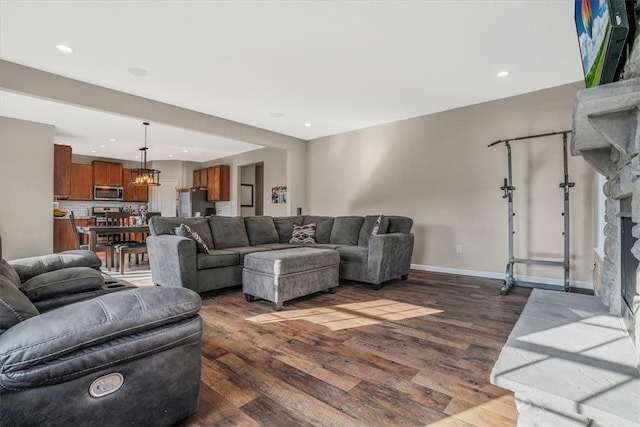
[178,188,215,217]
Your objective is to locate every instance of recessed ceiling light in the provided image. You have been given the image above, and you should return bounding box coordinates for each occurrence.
[56,44,74,53]
[183,149,189,153]
[127,67,149,77]
[168,154,174,158]
[304,123,311,127]
[496,70,510,78]
[99,145,105,148]
[270,112,285,118]
[91,150,96,153]
[109,138,117,142]
[135,155,140,159]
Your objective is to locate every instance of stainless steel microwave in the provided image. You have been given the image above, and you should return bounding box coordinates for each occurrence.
[94,185,124,201]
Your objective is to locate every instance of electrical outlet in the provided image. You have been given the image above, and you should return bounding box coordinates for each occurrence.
[456,245,462,253]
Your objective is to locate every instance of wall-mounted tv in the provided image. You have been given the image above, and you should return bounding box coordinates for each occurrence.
[575,0,631,87]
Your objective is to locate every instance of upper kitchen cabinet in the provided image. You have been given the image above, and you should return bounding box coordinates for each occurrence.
[193,168,208,189]
[69,164,93,200]
[207,164,230,202]
[122,168,149,202]
[93,160,123,186]
[54,144,72,199]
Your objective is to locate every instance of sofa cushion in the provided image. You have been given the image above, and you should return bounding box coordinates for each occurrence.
[303,216,334,244]
[273,216,303,243]
[386,216,414,233]
[176,224,210,253]
[196,250,240,269]
[19,267,105,302]
[358,215,390,246]
[0,275,39,334]
[244,216,279,246]
[209,217,250,249]
[183,219,215,250]
[290,224,317,244]
[254,243,302,250]
[330,216,364,246]
[222,246,271,263]
[149,216,184,235]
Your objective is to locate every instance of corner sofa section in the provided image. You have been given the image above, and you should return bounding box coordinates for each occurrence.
[147,215,414,293]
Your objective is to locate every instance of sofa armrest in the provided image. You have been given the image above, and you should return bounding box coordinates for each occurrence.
[0,287,201,388]
[146,235,198,290]
[367,232,415,284]
[9,251,102,283]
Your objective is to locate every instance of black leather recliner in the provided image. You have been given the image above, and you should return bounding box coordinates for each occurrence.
[0,239,202,426]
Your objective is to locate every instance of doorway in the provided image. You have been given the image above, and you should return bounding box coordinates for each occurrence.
[240,163,263,216]
[150,179,178,217]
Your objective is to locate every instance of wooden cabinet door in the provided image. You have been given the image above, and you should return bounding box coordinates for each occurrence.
[193,168,208,188]
[93,161,123,186]
[136,185,149,202]
[123,168,150,202]
[109,162,123,186]
[70,164,93,200]
[199,168,208,189]
[193,169,200,188]
[122,168,134,201]
[54,218,76,252]
[207,165,230,201]
[54,144,72,199]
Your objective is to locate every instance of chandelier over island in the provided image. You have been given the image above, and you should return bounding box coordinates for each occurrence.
[130,121,161,186]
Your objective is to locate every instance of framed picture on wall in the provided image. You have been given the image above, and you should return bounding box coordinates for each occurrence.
[271,186,287,204]
[241,184,254,207]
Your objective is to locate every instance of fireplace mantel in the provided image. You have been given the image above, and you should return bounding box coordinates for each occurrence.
[571,77,640,368]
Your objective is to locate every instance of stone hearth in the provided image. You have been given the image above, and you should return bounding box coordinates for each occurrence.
[571,77,640,368]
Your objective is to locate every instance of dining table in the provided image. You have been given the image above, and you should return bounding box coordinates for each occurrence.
[85,225,150,252]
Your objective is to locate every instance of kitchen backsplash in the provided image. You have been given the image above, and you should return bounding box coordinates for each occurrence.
[59,200,232,217]
[59,201,150,218]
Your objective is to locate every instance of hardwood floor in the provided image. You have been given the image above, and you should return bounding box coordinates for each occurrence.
[175,270,532,427]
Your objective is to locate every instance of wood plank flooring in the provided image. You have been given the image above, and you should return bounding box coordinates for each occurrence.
[174,270,532,427]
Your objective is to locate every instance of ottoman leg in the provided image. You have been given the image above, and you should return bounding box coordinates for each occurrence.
[273,301,283,311]
[329,287,337,294]
[244,294,255,302]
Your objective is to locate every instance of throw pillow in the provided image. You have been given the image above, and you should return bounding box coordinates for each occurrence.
[177,223,210,253]
[371,215,383,236]
[289,223,317,244]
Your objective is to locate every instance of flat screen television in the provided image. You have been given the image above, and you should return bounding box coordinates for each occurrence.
[575,0,632,87]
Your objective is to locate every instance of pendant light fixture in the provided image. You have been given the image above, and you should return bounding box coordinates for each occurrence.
[130,121,161,186]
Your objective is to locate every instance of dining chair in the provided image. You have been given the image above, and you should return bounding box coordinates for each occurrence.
[105,211,148,274]
[69,211,112,270]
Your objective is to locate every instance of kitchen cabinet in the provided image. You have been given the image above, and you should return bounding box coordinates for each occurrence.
[93,161,123,186]
[70,164,93,200]
[207,164,230,202]
[193,168,208,188]
[54,144,72,199]
[122,168,149,202]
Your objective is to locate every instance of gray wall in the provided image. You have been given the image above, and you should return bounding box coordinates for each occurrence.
[307,82,596,285]
[0,117,55,258]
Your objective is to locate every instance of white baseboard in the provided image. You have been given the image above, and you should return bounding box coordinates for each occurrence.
[410,264,593,290]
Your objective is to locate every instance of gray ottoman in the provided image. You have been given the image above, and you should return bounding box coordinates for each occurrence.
[243,247,340,310]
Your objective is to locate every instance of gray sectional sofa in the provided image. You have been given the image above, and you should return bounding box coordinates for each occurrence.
[147,215,414,293]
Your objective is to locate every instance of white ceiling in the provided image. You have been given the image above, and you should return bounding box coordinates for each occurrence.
[0,0,585,163]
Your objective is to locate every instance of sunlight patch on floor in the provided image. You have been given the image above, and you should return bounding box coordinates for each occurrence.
[246,299,442,330]
[428,394,517,427]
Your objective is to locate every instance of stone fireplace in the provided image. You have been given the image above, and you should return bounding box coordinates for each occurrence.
[571,77,640,368]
